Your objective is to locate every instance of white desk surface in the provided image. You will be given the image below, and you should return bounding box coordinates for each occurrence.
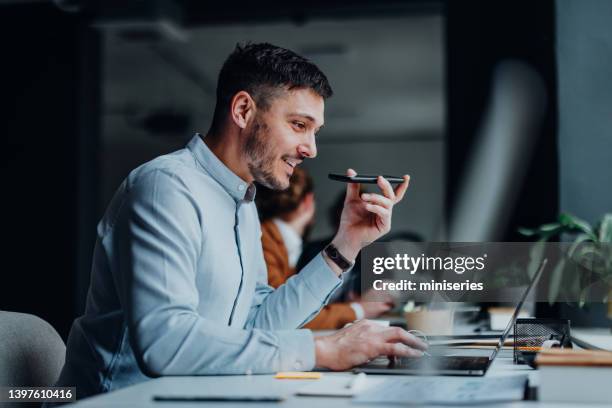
[71,345,611,408]
[572,327,612,350]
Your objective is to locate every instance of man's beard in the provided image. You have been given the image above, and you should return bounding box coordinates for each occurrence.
[244,118,288,190]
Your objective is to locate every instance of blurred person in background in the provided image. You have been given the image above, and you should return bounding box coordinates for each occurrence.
[257,167,394,329]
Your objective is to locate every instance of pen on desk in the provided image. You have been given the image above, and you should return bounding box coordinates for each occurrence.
[153,395,284,402]
[346,372,367,390]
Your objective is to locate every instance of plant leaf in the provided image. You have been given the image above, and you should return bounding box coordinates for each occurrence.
[579,288,587,308]
[548,258,566,305]
[559,213,597,240]
[598,214,612,243]
[527,240,547,279]
[518,227,538,236]
[519,223,563,239]
[541,224,565,240]
[573,245,601,272]
[540,222,563,232]
[567,233,594,259]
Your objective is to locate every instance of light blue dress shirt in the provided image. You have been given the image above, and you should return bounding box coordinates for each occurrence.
[56,134,342,399]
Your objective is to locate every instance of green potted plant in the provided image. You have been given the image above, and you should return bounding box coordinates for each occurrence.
[519,213,612,316]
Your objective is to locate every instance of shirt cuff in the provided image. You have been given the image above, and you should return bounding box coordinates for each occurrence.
[276,329,316,371]
[300,252,343,304]
[350,302,365,320]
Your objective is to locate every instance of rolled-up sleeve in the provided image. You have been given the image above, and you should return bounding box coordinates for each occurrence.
[110,169,320,375]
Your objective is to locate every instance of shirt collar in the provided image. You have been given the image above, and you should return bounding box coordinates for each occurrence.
[187,133,257,203]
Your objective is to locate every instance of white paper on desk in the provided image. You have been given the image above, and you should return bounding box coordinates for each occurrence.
[296,376,385,397]
[353,374,528,405]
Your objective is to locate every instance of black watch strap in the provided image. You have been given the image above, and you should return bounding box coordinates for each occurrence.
[323,243,354,272]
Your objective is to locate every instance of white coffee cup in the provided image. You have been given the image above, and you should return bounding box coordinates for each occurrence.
[404,309,455,335]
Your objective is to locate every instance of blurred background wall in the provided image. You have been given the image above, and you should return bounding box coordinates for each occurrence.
[557,0,612,225]
[555,0,612,326]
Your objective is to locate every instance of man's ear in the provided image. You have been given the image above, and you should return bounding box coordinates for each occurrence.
[229,91,256,129]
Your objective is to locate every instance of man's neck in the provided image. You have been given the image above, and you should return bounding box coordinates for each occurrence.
[202,132,253,184]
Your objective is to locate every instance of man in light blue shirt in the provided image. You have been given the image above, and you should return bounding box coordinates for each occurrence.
[56,43,426,400]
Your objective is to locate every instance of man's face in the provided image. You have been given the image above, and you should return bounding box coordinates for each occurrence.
[244,88,324,190]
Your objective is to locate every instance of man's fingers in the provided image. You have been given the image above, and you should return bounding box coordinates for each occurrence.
[364,203,390,220]
[382,293,396,305]
[376,302,393,313]
[381,327,429,351]
[393,175,411,203]
[361,193,393,209]
[379,342,424,358]
[345,168,360,201]
[376,176,396,201]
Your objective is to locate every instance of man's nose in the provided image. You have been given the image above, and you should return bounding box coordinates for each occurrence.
[298,133,317,159]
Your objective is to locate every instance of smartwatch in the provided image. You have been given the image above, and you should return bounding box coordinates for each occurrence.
[323,243,354,272]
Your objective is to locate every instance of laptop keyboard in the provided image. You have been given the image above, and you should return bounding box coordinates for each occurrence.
[392,356,490,370]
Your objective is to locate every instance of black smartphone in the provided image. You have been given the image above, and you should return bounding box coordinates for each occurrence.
[328,173,405,184]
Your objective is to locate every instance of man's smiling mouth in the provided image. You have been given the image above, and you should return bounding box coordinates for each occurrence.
[283,158,301,168]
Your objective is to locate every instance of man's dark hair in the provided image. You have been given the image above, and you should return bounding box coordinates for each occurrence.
[209,42,333,134]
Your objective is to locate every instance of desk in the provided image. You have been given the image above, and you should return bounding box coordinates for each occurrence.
[572,328,612,350]
[71,347,610,407]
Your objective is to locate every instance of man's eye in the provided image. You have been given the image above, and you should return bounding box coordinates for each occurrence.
[293,121,306,130]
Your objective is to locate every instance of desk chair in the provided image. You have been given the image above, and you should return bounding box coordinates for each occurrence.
[0,311,66,407]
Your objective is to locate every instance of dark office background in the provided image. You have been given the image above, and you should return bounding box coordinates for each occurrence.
[1,0,610,339]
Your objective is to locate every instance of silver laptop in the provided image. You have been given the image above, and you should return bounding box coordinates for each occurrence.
[356,258,548,376]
